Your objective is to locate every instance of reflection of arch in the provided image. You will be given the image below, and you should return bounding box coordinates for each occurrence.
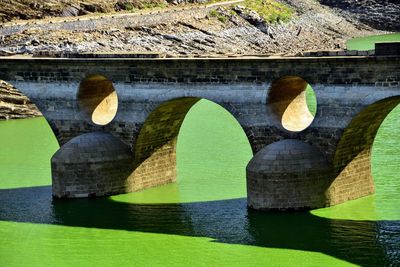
[126,97,251,192]
[327,96,400,206]
[268,76,316,132]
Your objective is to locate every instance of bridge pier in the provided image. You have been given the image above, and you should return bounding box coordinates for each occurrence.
[247,139,332,210]
[51,132,134,198]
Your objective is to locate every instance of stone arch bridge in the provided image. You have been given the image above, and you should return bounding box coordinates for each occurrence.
[0,56,399,210]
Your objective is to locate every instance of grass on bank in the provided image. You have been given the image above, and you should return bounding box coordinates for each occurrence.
[209,0,293,24]
[243,0,293,23]
[209,9,229,23]
[119,0,167,12]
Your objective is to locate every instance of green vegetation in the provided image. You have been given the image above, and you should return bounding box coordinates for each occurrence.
[243,0,293,23]
[209,9,229,23]
[114,0,168,13]
[141,0,167,9]
[123,2,136,11]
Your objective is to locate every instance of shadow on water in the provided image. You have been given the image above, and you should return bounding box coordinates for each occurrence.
[1,186,399,266]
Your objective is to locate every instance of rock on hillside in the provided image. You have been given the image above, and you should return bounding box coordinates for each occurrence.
[0,0,170,23]
[0,80,42,119]
[319,0,400,31]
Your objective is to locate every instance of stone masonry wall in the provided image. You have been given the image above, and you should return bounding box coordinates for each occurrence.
[127,138,178,192]
[1,56,399,156]
[326,148,374,206]
[0,57,399,205]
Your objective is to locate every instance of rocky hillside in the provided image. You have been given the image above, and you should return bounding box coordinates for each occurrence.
[0,80,42,119]
[0,0,169,22]
[0,0,390,58]
[319,0,400,31]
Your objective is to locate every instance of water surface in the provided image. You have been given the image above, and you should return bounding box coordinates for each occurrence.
[346,33,400,50]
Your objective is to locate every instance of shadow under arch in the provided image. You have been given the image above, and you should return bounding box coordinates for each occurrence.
[126,97,253,194]
[326,96,400,206]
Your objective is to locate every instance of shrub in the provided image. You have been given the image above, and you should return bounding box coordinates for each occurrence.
[209,9,229,23]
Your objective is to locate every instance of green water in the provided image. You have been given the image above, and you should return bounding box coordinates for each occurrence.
[346,33,400,51]
[306,84,317,116]
[0,117,59,189]
[0,98,399,266]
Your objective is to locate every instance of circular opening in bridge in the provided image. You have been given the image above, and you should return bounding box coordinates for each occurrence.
[268,76,317,132]
[77,74,118,126]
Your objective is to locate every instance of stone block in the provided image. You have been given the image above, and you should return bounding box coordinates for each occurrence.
[375,42,400,56]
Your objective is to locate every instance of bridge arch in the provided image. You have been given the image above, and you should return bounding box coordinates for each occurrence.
[124,97,253,193]
[0,80,42,119]
[267,76,317,132]
[77,74,118,126]
[0,79,60,188]
[327,96,400,206]
[0,79,64,144]
[0,79,60,141]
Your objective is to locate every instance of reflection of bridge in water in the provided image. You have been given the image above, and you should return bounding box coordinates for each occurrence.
[0,55,399,210]
[0,185,396,266]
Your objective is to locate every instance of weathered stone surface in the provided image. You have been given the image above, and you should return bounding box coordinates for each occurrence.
[268,76,313,132]
[51,132,134,198]
[375,42,400,56]
[0,0,386,58]
[127,97,200,191]
[247,139,331,210]
[320,0,400,31]
[0,80,41,119]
